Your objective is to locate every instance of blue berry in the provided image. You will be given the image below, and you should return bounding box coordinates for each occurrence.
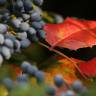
[21,61,31,72]
[27,65,38,76]
[35,71,45,83]
[38,30,46,39]
[14,40,21,52]
[17,17,23,22]
[46,86,56,96]
[28,27,36,35]
[23,0,33,12]
[0,34,4,44]
[20,22,30,31]
[4,38,14,48]
[17,74,28,83]
[3,78,13,90]
[5,34,16,42]
[2,12,10,21]
[11,19,21,28]
[71,80,83,92]
[54,14,64,23]
[0,23,8,33]
[31,21,43,29]
[17,32,27,40]
[60,92,66,96]
[65,90,75,96]
[15,0,24,9]
[39,20,45,26]
[22,14,30,21]
[1,46,11,60]
[0,54,3,66]
[33,6,42,15]
[54,74,64,87]
[33,0,44,6]
[31,10,41,21]
[20,38,31,48]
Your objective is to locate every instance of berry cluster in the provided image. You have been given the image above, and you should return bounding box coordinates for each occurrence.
[1,61,87,96]
[0,0,45,65]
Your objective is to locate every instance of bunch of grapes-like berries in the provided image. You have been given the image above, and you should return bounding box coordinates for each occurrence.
[2,61,87,96]
[0,0,45,65]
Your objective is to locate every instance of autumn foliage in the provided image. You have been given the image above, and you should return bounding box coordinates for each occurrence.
[45,57,78,84]
[44,17,96,79]
[44,17,96,50]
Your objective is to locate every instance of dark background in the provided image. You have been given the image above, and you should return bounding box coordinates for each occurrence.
[42,0,96,20]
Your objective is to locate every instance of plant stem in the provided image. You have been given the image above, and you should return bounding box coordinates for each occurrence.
[39,42,88,79]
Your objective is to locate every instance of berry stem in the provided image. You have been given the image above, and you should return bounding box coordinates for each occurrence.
[39,42,88,79]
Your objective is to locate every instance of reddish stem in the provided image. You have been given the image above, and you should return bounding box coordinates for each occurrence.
[39,42,88,79]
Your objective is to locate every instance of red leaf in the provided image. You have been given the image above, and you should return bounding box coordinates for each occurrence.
[11,65,22,77]
[78,58,96,77]
[44,17,96,50]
